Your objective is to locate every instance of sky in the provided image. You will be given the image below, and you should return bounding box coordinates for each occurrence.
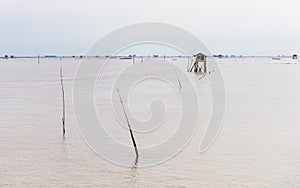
[0,0,299,56]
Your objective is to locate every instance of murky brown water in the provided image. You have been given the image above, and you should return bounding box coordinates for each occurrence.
[1,58,300,187]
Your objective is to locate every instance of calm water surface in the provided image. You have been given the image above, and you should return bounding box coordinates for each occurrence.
[1,58,300,187]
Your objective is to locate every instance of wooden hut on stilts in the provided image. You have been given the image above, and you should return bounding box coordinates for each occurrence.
[292,54,298,60]
[189,53,207,73]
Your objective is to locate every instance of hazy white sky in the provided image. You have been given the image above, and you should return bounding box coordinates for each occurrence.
[0,0,299,56]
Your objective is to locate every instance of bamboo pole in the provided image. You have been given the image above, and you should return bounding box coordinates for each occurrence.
[177,77,182,90]
[60,66,66,136]
[174,70,182,90]
[203,59,207,73]
[117,89,139,161]
[186,57,190,71]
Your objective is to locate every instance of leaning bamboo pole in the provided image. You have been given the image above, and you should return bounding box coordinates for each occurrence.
[117,89,139,162]
[60,67,66,136]
[189,63,197,72]
[174,70,182,90]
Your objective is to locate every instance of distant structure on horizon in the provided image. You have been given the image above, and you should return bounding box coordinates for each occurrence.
[292,54,298,59]
[189,52,207,73]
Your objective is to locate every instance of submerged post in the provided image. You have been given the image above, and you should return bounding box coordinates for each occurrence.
[203,56,207,73]
[175,71,182,90]
[117,89,139,161]
[60,67,66,136]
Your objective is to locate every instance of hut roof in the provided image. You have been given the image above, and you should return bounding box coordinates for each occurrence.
[194,52,206,57]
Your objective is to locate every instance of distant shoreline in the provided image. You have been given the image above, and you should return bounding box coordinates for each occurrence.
[0,55,297,59]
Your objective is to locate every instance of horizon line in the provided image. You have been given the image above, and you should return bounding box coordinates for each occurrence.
[0,54,298,59]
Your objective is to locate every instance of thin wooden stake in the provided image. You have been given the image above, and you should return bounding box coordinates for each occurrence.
[186,57,190,71]
[117,89,139,161]
[175,70,182,90]
[60,66,66,136]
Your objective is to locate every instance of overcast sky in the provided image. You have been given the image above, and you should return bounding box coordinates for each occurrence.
[0,0,299,56]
